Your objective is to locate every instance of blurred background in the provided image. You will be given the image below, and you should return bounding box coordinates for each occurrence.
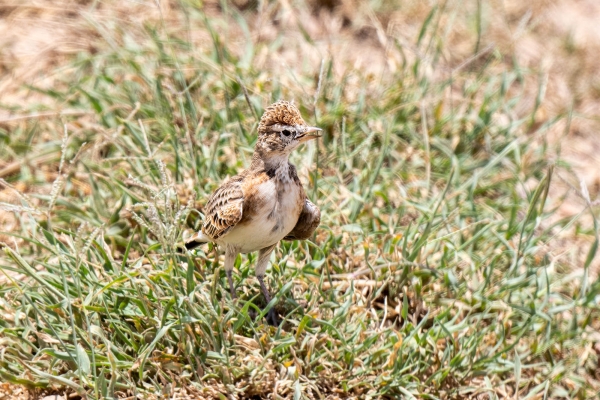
[2,0,599,250]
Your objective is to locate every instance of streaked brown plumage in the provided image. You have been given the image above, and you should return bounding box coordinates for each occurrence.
[200,176,244,240]
[186,100,321,325]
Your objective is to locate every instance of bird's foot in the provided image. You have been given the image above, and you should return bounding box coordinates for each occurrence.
[266,307,280,327]
[256,274,280,326]
[246,308,279,326]
[248,309,257,321]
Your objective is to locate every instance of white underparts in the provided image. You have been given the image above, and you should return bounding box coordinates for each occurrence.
[216,162,302,254]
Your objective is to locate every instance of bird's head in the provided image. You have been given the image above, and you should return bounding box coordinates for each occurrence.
[255,100,321,158]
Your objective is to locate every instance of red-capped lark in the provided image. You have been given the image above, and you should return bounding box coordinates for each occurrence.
[186,100,321,325]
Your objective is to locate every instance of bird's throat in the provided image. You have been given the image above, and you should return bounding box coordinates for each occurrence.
[252,148,289,171]
[262,154,290,171]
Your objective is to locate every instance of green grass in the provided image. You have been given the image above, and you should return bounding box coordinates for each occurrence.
[1,2,599,399]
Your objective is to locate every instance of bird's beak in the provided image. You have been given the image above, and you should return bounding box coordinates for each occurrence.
[297,126,322,142]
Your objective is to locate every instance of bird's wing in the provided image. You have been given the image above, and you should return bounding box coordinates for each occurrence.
[284,199,320,241]
[201,177,244,240]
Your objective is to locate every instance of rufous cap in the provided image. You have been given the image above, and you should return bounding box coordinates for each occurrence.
[258,100,306,134]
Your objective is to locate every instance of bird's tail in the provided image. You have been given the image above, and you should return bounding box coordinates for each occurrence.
[184,231,211,251]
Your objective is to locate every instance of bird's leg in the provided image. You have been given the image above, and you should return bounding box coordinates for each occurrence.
[224,249,237,299]
[256,244,278,326]
[257,275,272,304]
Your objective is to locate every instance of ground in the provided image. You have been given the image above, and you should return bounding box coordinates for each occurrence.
[0,0,599,399]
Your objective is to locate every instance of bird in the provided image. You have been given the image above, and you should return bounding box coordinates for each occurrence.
[185,100,321,325]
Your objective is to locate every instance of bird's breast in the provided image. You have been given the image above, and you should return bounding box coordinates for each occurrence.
[222,174,304,253]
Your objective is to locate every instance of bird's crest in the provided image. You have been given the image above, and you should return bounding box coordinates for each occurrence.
[258,100,306,134]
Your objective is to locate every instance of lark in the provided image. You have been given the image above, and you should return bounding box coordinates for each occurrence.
[185,100,321,325]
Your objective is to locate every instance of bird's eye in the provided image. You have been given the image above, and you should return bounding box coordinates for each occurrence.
[282,129,291,137]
